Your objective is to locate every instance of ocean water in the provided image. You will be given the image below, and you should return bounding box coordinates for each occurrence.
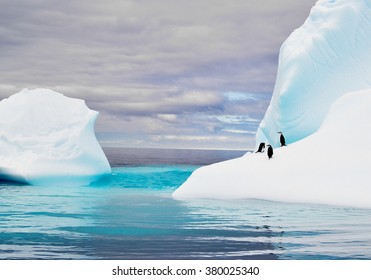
[1,147,371,260]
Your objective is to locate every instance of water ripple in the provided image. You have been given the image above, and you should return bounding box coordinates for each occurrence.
[1,164,371,259]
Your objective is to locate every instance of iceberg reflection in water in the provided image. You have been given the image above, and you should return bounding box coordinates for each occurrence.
[0,148,370,259]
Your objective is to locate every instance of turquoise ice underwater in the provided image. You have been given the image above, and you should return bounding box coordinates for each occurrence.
[1,148,371,260]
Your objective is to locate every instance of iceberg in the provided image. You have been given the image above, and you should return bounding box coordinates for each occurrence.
[0,88,111,186]
[173,0,371,208]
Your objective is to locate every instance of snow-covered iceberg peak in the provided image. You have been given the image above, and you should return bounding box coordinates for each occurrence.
[0,88,111,186]
[257,0,371,147]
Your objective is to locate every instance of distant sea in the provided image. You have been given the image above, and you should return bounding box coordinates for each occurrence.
[1,147,371,260]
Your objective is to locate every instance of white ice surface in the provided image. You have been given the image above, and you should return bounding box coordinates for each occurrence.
[173,89,371,208]
[257,0,371,147]
[0,88,111,185]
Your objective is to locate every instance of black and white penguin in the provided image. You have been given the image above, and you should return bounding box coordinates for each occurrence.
[278,132,286,147]
[255,142,265,153]
[267,144,273,159]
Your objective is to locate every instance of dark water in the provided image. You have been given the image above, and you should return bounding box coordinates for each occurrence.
[103,147,248,167]
[0,147,371,260]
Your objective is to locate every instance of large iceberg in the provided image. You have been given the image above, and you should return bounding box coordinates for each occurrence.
[0,88,111,186]
[173,0,371,208]
[257,0,371,147]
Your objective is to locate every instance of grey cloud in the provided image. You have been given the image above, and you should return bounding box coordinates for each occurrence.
[0,0,317,149]
[96,90,226,116]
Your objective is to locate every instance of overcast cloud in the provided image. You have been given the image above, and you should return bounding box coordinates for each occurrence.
[0,0,316,149]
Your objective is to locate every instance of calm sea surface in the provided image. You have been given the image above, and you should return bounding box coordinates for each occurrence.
[0,147,371,260]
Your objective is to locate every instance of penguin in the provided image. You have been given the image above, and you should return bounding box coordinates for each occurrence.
[255,142,265,153]
[278,132,286,147]
[267,144,273,159]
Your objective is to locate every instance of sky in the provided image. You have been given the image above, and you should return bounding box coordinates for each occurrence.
[0,0,316,150]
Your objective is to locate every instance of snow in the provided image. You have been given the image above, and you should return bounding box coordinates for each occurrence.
[256,0,371,147]
[173,0,371,208]
[173,89,371,208]
[0,88,111,185]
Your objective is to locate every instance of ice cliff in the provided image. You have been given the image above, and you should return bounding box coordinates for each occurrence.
[173,0,371,208]
[257,0,371,147]
[0,88,111,186]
